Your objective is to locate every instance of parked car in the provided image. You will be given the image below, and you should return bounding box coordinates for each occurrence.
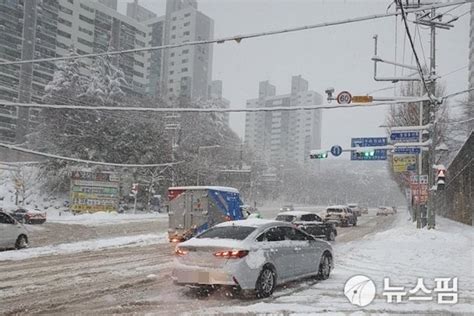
[325,206,357,227]
[376,206,396,216]
[275,210,337,241]
[172,219,333,298]
[0,211,29,250]
[347,203,362,216]
[361,207,369,214]
[8,208,47,224]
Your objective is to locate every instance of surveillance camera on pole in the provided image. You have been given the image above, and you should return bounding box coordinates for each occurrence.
[325,87,335,102]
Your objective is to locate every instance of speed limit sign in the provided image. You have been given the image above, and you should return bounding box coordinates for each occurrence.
[336,91,352,104]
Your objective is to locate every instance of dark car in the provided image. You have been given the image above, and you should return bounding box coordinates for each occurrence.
[275,211,337,241]
[8,208,47,224]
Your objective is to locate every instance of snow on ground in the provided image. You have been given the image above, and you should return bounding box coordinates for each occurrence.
[46,209,168,226]
[0,233,168,261]
[212,214,473,315]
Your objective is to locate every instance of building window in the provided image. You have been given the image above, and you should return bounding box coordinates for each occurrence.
[170,52,175,57]
[169,79,174,83]
[58,18,72,27]
[79,14,94,24]
[182,49,189,54]
[181,67,188,72]
[171,35,176,39]
[170,71,174,75]
[182,59,188,63]
[172,17,177,21]
[79,27,93,36]
[80,3,94,13]
[169,88,173,92]
[184,13,191,17]
[59,5,73,15]
[184,22,190,27]
[57,29,71,39]
[172,26,176,30]
[183,31,190,36]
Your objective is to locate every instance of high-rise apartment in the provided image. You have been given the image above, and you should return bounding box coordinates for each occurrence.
[0,0,59,143]
[126,0,156,23]
[161,0,214,100]
[245,76,322,166]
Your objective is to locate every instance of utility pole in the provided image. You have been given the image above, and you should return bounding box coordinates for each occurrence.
[427,7,438,229]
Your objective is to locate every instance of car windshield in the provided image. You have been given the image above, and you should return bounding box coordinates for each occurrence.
[275,215,296,222]
[327,209,343,213]
[196,226,256,240]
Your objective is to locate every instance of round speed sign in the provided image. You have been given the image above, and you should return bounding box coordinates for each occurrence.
[336,91,352,104]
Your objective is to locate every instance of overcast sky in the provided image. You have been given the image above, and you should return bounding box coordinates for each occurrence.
[118,0,470,154]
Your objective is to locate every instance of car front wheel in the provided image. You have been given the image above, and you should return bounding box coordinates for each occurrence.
[255,266,276,298]
[317,252,332,280]
[15,235,28,249]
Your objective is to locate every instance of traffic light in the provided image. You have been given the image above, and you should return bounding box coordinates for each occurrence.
[309,151,328,159]
[355,149,375,159]
[436,168,446,191]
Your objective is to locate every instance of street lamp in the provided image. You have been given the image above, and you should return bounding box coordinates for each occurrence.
[197,145,221,185]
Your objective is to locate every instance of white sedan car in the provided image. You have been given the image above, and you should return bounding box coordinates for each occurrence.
[0,211,29,250]
[172,219,333,297]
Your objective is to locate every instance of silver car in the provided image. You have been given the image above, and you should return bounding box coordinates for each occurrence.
[0,211,29,250]
[172,219,333,297]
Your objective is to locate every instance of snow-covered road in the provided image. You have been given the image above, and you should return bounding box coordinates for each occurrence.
[0,211,472,315]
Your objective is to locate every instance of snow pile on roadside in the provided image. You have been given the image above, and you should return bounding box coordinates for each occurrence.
[0,233,168,261]
[46,210,168,226]
[213,214,473,315]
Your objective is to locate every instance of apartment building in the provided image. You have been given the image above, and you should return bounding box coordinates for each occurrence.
[245,76,322,166]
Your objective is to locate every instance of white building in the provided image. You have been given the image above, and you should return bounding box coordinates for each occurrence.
[55,0,151,97]
[209,80,230,125]
[161,0,214,101]
[245,76,323,166]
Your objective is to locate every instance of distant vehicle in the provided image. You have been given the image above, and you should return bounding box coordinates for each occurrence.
[8,208,47,224]
[361,207,369,214]
[391,206,397,214]
[347,203,362,217]
[167,186,245,242]
[172,219,333,298]
[376,206,395,216]
[325,206,357,227]
[275,210,337,241]
[279,205,294,212]
[0,211,28,250]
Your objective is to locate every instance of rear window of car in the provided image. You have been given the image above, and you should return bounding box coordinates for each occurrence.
[275,215,296,222]
[327,208,343,213]
[196,226,256,240]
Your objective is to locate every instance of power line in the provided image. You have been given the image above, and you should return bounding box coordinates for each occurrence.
[397,0,433,101]
[0,97,431,113]
[0,1,467,67]
[0,142,185,168]
[443,88,474,100]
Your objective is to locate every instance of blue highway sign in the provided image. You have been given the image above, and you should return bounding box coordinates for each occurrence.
[330,145,343,157]
[390,131,419,142]
[351,137,387,161]
[394,147,421,155]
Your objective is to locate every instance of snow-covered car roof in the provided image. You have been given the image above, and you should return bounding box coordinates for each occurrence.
[327,205,349,209]
[216,218,285,228]
[168,186,239,193]
[293,220,324,225]
[277,210,314,217]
